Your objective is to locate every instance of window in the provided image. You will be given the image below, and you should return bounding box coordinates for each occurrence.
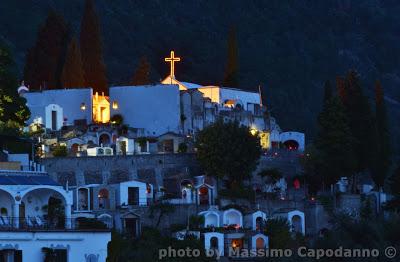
[98,188,110,209]
[128,187,139,205]
[42,248,67,262]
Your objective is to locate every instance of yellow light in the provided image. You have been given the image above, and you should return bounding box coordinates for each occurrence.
[164,50,181,78]
[80,103,86,111]
[250,128,257,136]
[112,101,118,110]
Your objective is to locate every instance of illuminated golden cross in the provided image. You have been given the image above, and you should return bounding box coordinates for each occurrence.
[164,51,181,79]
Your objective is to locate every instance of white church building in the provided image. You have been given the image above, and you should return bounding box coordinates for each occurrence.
[20,50,305,154]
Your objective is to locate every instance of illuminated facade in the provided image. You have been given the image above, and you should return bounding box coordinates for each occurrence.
[92,92,110,123]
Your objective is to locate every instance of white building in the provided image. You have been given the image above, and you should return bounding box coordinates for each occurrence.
[24,88,93,130]
[273,209,305,235]
[109,85,181,136]
[0,170,110,261]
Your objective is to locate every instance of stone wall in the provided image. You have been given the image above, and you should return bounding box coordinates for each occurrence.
[41,153,201,188]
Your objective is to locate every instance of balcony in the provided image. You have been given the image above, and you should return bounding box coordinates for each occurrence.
[0,217,109,232]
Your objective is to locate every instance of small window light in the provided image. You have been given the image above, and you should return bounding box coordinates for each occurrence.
[112,101,119,110]
[80,103,86,110]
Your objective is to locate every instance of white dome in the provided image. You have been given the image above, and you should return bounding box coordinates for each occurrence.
[18,82,29,94]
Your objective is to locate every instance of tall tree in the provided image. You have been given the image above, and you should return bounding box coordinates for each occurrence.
[131,56,150,85]
[222,27,239,87]
[80,0,108,94]
[195,120,260,187]
[314,92,356,187]
[24,11,70,90]
[0,43,30,135]
[61,37,85,88]
[323,80,333,102]
[371,80,391,187]
[338,70,376,174]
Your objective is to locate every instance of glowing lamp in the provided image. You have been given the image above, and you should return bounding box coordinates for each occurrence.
[80,103,86,111]
[112,101,118,110]
[250,128,257,136]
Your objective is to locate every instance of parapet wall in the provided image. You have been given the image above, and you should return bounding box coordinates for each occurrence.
[40,153,201,187]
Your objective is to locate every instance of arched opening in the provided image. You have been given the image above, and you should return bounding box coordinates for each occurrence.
[0,189,13,226]
[98,214,113,228]
[98,188,110,209]
[283,140,299,151]
[224,210,241,227]
[256,237,265,249]
[22,188,67,229]
[99,134,110,146]
[205,213,218,227]
[255,216,263,230]
[71,143,79,155]
[291,215,302,233]
[78,188,89,211]
[199,186,209,205]
[210,237,218,249]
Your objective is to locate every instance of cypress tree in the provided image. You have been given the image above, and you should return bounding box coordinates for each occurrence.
[80,0,108,94]
[323,80,332,102]
[339,70,376,174]
[315,90,355,186]
[61,37,85,88]
[23,11,70,90]
[371,81,391,187]
[131,56,150,85]
[222,27,239,87]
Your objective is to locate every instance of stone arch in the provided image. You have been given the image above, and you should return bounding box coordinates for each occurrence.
[223,208,242,227]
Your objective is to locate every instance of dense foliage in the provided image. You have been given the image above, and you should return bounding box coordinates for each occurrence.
[195,120,261,186]
[0,43,30,135]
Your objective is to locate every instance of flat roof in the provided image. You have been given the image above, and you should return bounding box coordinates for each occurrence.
[0,173,59,186]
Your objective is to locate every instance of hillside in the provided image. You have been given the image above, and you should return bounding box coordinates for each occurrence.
[1,0,400,151]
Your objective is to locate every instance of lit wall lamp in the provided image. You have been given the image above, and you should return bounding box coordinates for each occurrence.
[112,101,119,110]
[80,103,86,111]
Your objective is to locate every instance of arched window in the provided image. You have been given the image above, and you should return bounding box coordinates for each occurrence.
[256,237,265,249]
[292,215,302,233]
[98,188,110,209]
[210,237,218,249]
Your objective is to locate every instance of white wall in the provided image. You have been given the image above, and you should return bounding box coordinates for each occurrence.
[279,131,305,151]
[0,231,110,262]
[118,181,147,206]
[110,85,181,136]
[25,89,93,129]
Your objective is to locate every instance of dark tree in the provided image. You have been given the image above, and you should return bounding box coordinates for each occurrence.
[131,56,150,85]
[314,88,356,187]
[80,0,108,94]
[195,120,261,186]
[371,81,391,188]
[0,43,30,135]
[222,27,239,87]
[61,37,85,88]
[24,11,70,90]
[389,163,400,196]
[323,80,333,102]
[338,70,377,174]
